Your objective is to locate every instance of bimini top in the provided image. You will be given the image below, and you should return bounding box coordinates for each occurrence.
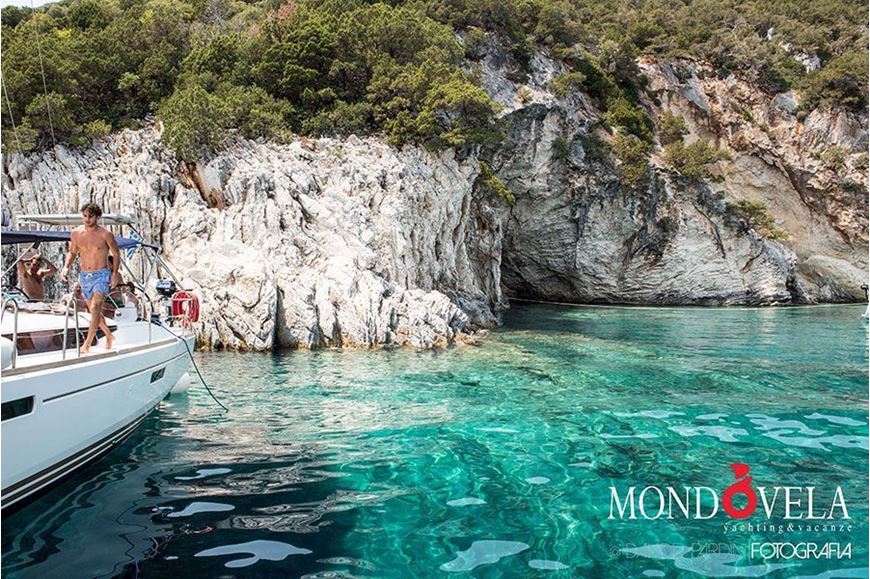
[15,213,137,227]
[1,229,159,250]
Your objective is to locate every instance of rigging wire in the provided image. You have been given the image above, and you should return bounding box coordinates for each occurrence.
[1,69,25,156]
[30,0,56,148]
[1,65,47,284]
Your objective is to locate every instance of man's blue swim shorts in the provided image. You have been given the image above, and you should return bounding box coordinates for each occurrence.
[79,268,111,300]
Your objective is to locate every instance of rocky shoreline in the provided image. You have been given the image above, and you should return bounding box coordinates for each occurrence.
[2,51,866,350]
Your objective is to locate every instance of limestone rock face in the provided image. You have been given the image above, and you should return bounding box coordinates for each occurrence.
[472,40,867,304]
[3,44,867,351]
[2,129,504,350]
[639,58,867,302]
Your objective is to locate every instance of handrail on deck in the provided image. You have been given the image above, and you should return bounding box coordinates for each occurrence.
[135,291,155,344]
[2,299,20,368]
[61,296,81,360]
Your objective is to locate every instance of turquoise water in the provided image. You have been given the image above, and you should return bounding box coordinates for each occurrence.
[2,304,868,578]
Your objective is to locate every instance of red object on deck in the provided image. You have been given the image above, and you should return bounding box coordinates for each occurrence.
[171,291,200,325]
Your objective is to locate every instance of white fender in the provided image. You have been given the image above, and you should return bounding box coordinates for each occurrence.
[171,371,191,394]
[1,336,13,369]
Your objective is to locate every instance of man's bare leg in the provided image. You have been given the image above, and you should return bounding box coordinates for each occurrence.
[82,293,107,353]
[99,316,114,349]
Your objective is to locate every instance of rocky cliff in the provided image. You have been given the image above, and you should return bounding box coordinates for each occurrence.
[3,131,503,349]
[2,46,867,349]
[475,42,867,305]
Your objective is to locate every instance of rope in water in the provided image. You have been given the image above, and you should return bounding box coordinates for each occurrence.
[172,326,228,413]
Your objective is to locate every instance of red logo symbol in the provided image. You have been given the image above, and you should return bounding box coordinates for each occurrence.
[722,463,758,519]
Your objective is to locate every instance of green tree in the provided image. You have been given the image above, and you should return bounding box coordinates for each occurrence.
[301,100,373,136]
[368,61,498,148]
[159,84,227,159]
[68,0,110,30]
[217,83,296,141]
[23,92,79,145]
[1,6,33,28]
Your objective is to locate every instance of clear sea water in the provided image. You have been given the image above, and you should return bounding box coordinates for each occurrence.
[2,304,868,578]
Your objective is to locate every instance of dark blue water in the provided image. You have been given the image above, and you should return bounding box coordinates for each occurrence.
[3,304,868,577]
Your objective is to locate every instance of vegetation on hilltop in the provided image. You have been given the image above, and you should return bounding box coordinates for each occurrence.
[1,0,866,159]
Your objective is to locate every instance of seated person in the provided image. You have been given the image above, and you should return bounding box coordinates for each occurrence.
[17,251,57,301]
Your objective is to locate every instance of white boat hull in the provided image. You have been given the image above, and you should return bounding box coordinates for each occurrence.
[1,322,193,510]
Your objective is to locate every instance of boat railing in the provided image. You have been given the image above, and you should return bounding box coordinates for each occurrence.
[136,292,195,340]
[135,291,155,345]
[2,287,193,368]
[2,299,20,368]
[60,295,81,360]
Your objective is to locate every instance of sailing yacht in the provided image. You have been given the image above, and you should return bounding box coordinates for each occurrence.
[1,214,199,511]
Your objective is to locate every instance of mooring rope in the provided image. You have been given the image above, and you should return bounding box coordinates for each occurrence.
[171,326,229,412]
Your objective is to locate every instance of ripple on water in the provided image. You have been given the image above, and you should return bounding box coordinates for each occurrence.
[440,540,530,572]
[669,425,749,443]
[804,413,866,427]
[622,544,791,577]
[174,467,232,480]
[528,559,569,570]
[194,539,312,568]
[612,411,685,419]
[446,497,486,507]
[166,501,235,518]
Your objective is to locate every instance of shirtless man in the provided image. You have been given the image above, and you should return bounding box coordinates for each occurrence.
[16,252,57,300]
[60,203,122,352]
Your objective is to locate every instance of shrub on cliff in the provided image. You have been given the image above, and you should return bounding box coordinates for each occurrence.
[218,83,296,142]
[301,101,373,136]
[605,97,654,142]
[159,81,296,158]
[726,199,789,242]
[612,133,651,188]
[368,61,500,148]
[658,112,688,146]
[819,145,849,171]
[549,72,586,99]
[475,160,515,205]
[798,48,869,112]
[552,137,570,161]
[22,92,77,144]
[662,140,730,180]
[463,27,487,60]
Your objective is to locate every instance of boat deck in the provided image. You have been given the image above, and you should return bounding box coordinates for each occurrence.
[3,337,181,376]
